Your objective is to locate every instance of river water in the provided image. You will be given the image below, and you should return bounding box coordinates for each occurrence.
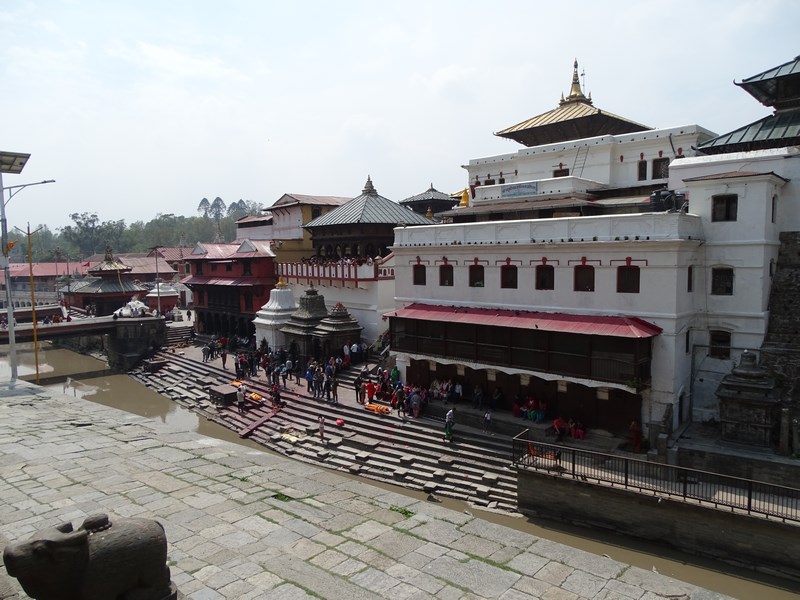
[8,343,798,599]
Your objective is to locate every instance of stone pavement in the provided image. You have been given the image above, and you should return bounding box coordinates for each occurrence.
[0,380,731,600]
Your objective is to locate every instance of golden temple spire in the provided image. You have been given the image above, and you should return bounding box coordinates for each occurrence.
[459,188,470,208]
[560,58,591,106]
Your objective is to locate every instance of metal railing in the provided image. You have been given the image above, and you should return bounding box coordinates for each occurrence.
[512,430,800,524]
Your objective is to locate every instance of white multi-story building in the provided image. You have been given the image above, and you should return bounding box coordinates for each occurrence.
[390,57,799,441]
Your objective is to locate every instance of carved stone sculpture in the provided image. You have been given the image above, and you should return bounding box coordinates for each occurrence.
[2,513,177,600]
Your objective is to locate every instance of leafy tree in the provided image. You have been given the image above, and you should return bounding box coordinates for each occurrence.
[58,212,128,257]
[226,199,246,220]
[226,199,264,221]
[209,197,226,223]
[197,197,210,218]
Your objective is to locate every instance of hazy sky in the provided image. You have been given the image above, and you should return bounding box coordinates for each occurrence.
[1,0,797,231]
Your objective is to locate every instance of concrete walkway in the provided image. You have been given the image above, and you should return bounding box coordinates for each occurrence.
[0,380,731,600]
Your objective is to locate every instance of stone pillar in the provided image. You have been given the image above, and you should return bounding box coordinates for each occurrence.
[779,407,790,455]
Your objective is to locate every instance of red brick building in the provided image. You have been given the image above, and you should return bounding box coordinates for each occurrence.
[183,240,277,338]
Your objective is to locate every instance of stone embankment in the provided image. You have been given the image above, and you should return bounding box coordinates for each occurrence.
[0,379,734,599]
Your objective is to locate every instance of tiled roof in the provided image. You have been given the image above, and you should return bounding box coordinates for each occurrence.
[697,109,800,154]
[189,242,239,259]
[6,262,89,278]
[236,215,273,224]
[181,276,256,287]
[400,184,459,206]
[115,256,176,275]
[269,193,351,209]
[188,240,275,260]
[153,247,190,262]
[71,276,147,295]
[389,303,662,338]
[306,177,433,228]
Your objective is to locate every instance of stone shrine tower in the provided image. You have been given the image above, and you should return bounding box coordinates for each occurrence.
[280,286,329,361]
[716,350,780,448]
[253,280,297,351]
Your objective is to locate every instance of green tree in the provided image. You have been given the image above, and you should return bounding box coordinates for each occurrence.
[226,199,264,221]
[197,197,210,218]
[59,213,128,257]
[209,197,226,223]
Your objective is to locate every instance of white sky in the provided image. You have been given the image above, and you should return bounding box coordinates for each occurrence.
[1,0,797,231]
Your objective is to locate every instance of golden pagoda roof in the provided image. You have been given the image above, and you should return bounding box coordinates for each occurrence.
[495,60,651,147]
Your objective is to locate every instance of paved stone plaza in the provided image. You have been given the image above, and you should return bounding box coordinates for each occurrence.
[0,381,731,600]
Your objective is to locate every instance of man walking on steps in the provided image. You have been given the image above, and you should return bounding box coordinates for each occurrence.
[444,408,455,442]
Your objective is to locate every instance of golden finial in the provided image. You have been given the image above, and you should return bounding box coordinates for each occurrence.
[560,59,591,106]
[459,188,470,208]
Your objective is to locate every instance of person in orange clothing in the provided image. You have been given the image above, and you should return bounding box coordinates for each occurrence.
[366,379,376,403]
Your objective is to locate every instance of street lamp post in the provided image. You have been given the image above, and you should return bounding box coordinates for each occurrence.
[18,223,43,384]
[0,150,54,384]
[54,247,61,302]
[151,245,162,316]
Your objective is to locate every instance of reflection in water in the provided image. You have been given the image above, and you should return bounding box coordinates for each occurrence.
[11,343,800,599]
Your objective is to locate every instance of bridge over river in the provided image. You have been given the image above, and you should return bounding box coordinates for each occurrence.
[0,315,166,370]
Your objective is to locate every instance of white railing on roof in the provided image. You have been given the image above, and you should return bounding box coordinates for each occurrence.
[394,212,704,247]
[277,262,394,282]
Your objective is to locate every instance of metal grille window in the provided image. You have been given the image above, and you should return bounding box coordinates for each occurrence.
[468,265,484,287]
[709,330,731,359]
[652,157,669,179]
[412,264,426,286]
[712,194,738,222]
[501,265,518,289]
[439,264,453,287]
[711,267,734,295]
[574,265,595,292]
[535,264,554,290]
[616,266,640,293]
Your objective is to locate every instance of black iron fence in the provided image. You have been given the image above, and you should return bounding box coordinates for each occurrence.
[512,430,800,524]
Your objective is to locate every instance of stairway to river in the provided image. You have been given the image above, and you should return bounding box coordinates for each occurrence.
[130,347,521,512]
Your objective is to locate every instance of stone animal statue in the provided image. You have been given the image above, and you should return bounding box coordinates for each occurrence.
[2,513,177,600]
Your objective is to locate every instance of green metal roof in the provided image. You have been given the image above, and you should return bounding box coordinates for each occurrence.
[697,108,800,154]
[736,55,800,108]
[305,177,433,228]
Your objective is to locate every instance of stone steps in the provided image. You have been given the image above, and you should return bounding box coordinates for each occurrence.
[132,350,522,511]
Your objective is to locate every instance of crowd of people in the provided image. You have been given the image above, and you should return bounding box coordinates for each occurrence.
[301,254,380,267]
[198,335,597,447]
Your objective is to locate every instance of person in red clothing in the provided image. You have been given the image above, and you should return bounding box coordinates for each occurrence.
[553,416,567,442]
[366,379,376,403]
